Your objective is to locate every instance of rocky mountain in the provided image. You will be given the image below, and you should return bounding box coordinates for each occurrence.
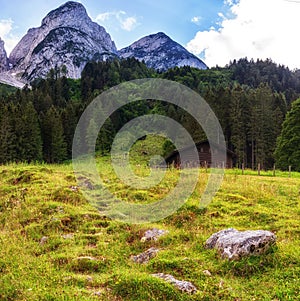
[119,32,207,72]
[9,1,118,81]
[1,2,208,86]
[0,38,9,72]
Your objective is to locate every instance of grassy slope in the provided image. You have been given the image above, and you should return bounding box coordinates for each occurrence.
[0,139,299,300]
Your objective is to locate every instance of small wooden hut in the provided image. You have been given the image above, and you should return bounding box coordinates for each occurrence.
[165,140,235,168]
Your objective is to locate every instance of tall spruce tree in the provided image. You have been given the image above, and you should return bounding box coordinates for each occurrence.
[22,101,43,162]
[62,102,80,157]
[230,85,247,167]
[0,105,17,163]
[42,106,67,163]
[275,98,300,171]
[13,101,43,162]
[248,84,277,169]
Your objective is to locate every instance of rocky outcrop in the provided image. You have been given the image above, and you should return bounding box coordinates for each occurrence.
[0,38,9,72]
[140,228,169,242]
[131,247,160,264]
[152,273,198,294]
[205,228,276,260]
[9,1,117,81]
[0,71,26,88]
[119,32,207,72]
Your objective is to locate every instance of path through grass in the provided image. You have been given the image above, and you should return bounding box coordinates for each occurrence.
[0,159,299,300]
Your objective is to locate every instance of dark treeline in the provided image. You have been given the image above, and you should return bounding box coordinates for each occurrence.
[0,58,156,164]
[0,57,299,169]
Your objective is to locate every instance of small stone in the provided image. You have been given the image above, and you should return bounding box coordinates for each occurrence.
[141,228,169,242]
[79,177,95,190]
[57,206,64,213]
[77,256,97,261]
[203,270,212,277]
[205,228,276,260]
[131,247,160,264]
[86,276,93,282]
[93,291,102,296]
[152,273,198,294]
[219,279,225,288]
[39,236,49,245]
[62,233,74,240]
[69,186,79,192]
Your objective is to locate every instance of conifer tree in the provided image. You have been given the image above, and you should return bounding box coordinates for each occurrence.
[23,101,43,162]
[42,106,67,163]
[0,105,17,163]
[230,85,247,166]
[13,101,43,162]
[275,98,300,171]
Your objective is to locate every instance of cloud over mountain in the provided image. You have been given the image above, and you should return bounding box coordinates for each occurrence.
[187,0,300,68]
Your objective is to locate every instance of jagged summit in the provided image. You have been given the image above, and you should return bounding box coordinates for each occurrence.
[40,1,113,45]
[125,32,172,52]
[42,1,86,25]
[9,1,117,81]
[119,32,207,71]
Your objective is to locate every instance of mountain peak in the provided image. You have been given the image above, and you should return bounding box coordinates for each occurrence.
[46,1,85,15]
[119,32,207,71]
[150,32,169,38]
[41,1,88,27]
[8,1,117,81]
[127,32,173,51]
[55,1,84,10]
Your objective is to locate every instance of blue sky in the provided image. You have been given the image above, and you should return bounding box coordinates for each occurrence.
[1,0,300,68]
[0,0,229,50]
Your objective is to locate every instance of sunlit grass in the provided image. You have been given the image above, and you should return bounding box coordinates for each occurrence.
[0,152,299,300]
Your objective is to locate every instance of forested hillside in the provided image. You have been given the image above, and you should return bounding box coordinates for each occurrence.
[0,57,299,169]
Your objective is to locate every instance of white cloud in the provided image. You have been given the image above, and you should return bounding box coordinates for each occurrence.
[96,12,114,23]
[0,19,19,55]
[0,19,13,37]
[186,0,300,69]
[95,11,138,32]
[191,16,202,25]
[121,17,137,31]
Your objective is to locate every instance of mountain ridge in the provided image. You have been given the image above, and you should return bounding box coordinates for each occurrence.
[119,32,207,71]
[0,1,207,87]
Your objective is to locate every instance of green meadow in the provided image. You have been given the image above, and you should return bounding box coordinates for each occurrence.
[0,138,299,300]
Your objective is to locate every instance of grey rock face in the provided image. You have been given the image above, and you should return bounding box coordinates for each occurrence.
[119,32,207,72]
[0,38,8,72]
[205,228,276,260]
[9,1,117,81]
[0,71,26,88]
[140,228,169,242]
[131,247,160,264]
[152,273,198,294]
